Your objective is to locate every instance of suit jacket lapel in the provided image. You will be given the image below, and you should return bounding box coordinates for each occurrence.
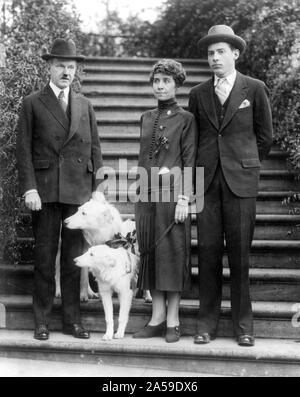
[200,79,219,131]
[39,84,69,132]
[63,90,82,146]
[219,72,249,133]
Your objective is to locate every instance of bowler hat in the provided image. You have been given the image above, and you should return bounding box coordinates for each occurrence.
[42,38,85,62]
[198,25,246,53]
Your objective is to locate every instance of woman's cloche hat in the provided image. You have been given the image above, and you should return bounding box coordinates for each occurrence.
[42,38,85,62]
[198,25,246,53]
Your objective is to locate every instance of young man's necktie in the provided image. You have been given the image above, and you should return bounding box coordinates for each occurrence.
[215,78,229,105]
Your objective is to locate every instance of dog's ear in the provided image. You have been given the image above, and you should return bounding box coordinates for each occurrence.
[92,191,106,203]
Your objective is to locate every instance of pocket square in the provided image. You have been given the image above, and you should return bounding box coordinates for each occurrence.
[239,99,251,109]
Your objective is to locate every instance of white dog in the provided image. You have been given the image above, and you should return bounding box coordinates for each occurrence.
[74,243,139,340]
[55,192,123,301]
[56,192,151,314]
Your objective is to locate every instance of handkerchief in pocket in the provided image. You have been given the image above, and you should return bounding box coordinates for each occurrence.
[239,99,251,109]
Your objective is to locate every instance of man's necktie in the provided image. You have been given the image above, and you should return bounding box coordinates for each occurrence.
[215,78,229,105]
[58,90,67,113]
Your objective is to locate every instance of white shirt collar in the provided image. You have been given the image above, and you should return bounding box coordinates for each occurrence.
[49,81,70,103]
[214,70,237,87]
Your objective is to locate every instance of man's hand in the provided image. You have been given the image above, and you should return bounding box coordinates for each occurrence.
[175,200,189,224]
[25,191,42,211]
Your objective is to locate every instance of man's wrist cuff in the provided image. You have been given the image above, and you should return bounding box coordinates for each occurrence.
[23,189,38,197]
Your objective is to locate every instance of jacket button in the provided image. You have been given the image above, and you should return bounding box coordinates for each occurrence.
[77,158,82,163]
[218,134,222,138]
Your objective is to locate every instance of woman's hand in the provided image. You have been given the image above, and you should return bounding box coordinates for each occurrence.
[175,199,189,223]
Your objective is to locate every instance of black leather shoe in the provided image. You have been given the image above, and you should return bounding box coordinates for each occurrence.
[165,326,180,343]
[237,334,255,347]
[34,324,49,341]
[133,321,166,338]
[63,324,90,339]
[194,333,215,344]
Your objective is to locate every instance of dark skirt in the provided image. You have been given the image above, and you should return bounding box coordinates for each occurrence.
[135,200,191,292]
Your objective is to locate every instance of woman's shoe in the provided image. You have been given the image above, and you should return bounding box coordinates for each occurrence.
[165,325,180,343]
[133,321,166,338]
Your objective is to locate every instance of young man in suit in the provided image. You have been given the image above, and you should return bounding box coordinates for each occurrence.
[16,38,103,340]
[189,25,273,346]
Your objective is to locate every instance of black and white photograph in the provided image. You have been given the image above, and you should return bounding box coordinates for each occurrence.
[0,0,300,379]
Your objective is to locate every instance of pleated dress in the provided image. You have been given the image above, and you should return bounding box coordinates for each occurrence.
[135,99,197,292]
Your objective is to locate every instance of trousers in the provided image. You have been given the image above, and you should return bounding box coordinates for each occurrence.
[31,203,84,326]
[196,166,255,336]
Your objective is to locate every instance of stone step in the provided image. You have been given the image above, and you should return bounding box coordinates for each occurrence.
[100,147,291,170]
[88,92,190,102]
[16,211,300,239]
[1,296,300,341]
[2,330,300,376]
[12,239,300,269]
[100,171,298,193]
[97,135,286,155]
[186,268,300,302]
[107,194,300,215]
[83,70,209,82]
[95,108,154,120]
[99,167,297,179]
[82,75,202,86]
[97,132,284,159]
[96,136,289,171]
[2,263,300,301]
[90,95,186,107]
[82,84,196,95]
[12,227,300,268]
[84,56,209,69]
[192,216,300,241]
[98,143,289,172]
[83,65,210,75]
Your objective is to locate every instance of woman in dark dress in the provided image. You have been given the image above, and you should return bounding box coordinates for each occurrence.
[133,59,197,343]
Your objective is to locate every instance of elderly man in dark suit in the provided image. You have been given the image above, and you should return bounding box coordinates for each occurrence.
[16,38,103,340]
[189,25,273,346]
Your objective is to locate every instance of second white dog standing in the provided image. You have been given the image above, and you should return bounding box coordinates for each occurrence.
[74,244,138,340]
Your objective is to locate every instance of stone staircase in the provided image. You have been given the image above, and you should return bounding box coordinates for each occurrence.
[1,56,300,376]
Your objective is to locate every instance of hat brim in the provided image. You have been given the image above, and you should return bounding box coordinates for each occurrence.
[198,34,246,54]
[42,53,85,62]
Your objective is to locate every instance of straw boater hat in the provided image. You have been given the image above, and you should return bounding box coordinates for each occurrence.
[42,38,85,62]
[198,25,246,54]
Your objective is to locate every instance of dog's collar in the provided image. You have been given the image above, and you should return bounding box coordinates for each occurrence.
[105,231,137,254]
